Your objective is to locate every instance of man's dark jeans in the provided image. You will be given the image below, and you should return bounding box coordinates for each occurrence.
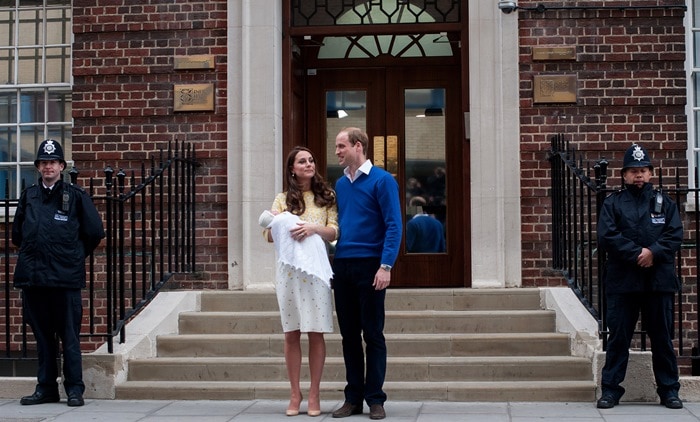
[332,257,387,406]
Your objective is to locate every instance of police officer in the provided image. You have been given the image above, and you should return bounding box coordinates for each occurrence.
[13,140,105,407]
[596,144,683,409]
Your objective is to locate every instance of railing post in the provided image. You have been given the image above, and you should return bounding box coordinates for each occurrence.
[87,177,97,336]
[594,158,608,215]
[117,169,126,344]
[549,135,560,268]
[103,166,114,354]
[69,166,78,185]
[593,158,608,345]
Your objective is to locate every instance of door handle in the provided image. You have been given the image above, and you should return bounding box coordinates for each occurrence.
[386,135,398,176]
[373,135,398,177]
[373,136,385,169]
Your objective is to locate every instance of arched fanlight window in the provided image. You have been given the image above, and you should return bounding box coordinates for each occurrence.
[319,33,455,59]
[292,0,460,26]
[292,0,460,59]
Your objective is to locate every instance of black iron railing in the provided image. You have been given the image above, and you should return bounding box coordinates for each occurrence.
[99,141,198,352]
[549,134,700,372]
[0,141,198,376]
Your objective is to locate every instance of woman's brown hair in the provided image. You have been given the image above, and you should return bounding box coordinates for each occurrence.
[285,146,336,216]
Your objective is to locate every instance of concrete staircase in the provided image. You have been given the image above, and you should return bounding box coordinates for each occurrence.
[115,289,595,401]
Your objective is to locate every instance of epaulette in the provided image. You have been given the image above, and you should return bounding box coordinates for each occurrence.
[65,182,86,193]
[604,189,624,198]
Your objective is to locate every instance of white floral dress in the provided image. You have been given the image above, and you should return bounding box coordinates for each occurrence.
[270,191,337,333]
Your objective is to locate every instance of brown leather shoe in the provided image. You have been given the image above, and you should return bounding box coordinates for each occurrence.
[369,404,386,420]
[332,402,362,418]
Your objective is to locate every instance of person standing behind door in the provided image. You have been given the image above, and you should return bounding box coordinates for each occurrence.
[13,139,105,407]
[406,203,445,253]
[331,127,402,420]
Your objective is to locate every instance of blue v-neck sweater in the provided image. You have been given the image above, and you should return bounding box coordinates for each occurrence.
[334,166,403,266]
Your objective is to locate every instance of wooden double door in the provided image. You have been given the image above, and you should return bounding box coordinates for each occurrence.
[304,65,469,287]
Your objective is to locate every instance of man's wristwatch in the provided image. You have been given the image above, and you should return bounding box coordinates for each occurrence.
[380,264,392,272]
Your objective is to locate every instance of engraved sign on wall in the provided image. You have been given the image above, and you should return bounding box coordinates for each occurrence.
[173,55,215,70]
[532,47,576,61]
[174,83,215,111]
[533,75,577,104]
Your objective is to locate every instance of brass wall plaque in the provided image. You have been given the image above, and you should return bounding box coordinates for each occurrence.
[174,55,215,70]
[174,83,215,111]
[533,75,577,104]
[532,47,576,61]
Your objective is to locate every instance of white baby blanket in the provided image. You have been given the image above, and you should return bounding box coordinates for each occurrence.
[266,211,332,287]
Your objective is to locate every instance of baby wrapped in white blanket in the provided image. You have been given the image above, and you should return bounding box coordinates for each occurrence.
[260,210,332,288]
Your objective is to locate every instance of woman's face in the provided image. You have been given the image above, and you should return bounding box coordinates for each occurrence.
[292,150,316,183]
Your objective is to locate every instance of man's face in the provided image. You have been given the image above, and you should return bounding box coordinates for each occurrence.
[335,132,361,167]
[622,166,652,187]
[38,159,64,186]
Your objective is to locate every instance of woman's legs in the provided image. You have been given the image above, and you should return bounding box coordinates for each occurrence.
[307,332,326,414]
[285,330,303,414]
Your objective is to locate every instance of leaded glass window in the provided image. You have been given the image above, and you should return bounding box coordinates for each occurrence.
[0,0,71,198]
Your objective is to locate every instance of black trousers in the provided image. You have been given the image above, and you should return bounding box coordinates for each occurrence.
[22,287,84,397]
[601,292,680,401]
[332,257,387,406]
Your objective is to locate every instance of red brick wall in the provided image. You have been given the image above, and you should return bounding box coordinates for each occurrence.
[518,1,697,373]
[518,1,688,287]
[71,0,229,290]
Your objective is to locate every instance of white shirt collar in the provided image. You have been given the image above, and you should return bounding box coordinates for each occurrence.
[343,159,373,183]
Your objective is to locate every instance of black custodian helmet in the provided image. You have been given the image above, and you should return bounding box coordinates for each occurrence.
[34,139,66,167]
[622,143,653,171]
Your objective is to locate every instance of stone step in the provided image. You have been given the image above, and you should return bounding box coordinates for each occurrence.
[115,380,596,402]
[127,356,592,382]
[177,310,556,335]
[156,333,573,357]
[115,289,595,402]
[200,288,543,312]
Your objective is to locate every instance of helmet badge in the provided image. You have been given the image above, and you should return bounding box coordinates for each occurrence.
[631,145,645,162]
[43,140,56,156]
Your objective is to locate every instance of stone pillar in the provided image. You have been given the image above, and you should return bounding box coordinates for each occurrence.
[468,2,522,288]
[227,0,282,290]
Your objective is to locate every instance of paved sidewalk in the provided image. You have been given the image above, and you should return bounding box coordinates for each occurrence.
[1,399,700,421]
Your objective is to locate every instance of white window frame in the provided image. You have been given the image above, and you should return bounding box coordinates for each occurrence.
[0,0,72,199]
[687,0,699,190]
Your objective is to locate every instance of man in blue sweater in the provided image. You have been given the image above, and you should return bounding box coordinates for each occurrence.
[330,128,402,420]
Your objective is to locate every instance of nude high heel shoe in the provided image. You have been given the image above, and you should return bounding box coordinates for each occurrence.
[286,394,302,416]
[307,396,321,417]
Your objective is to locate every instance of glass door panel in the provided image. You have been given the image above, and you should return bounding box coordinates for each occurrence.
[307,66,464,287]
[325,90,367,183]
[404,88,446,254]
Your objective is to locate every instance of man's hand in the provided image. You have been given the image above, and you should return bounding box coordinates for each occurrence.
[637,247,654,268]
[373,267,391,290]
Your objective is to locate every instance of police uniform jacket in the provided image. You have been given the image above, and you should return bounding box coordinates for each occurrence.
[597,182,682,294]
[12,179,105,289]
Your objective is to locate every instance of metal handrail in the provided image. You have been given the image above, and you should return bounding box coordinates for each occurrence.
[0,141,198,376]
[549,134,700,373]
